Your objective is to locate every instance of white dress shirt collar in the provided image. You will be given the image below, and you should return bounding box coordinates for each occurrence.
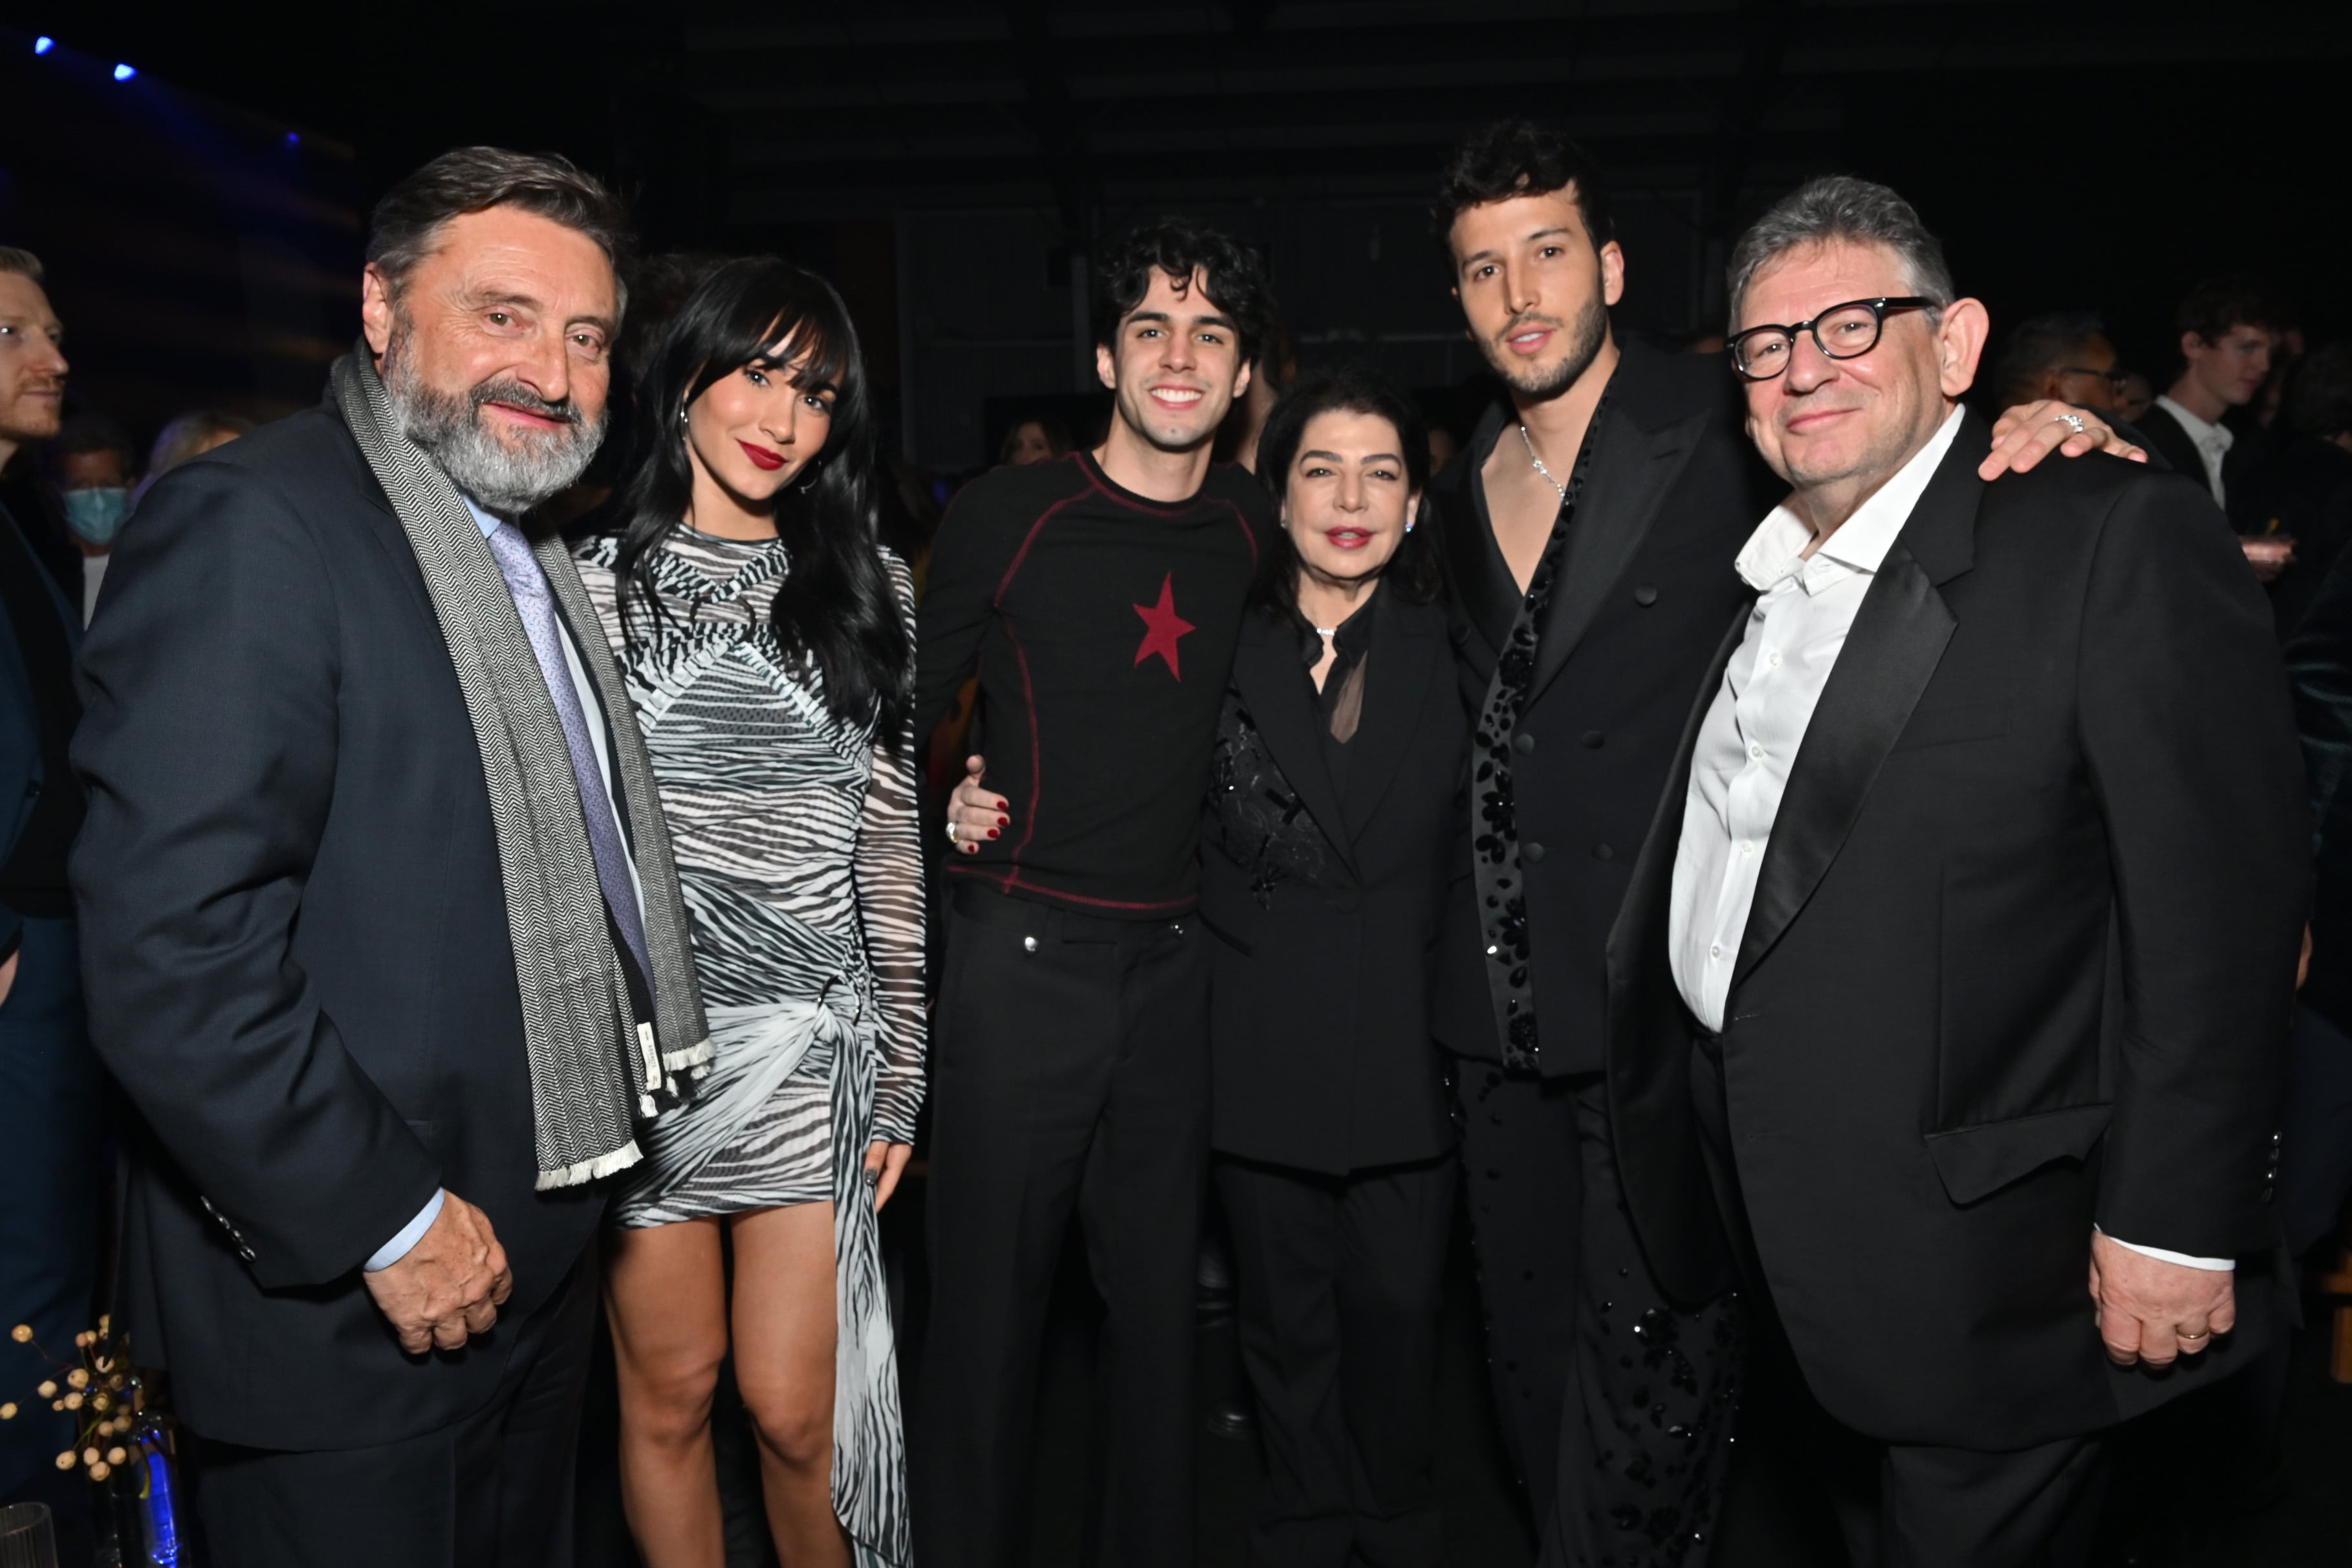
[1734,406,1967,596]
[2154,393,2233,455]
[2154,394,2234,505]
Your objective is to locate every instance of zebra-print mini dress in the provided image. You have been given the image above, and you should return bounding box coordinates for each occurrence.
[578,527,924,1563]
[574,528,926,1224]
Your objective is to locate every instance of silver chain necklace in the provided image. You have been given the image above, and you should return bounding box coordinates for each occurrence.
[1518,424,1567,503]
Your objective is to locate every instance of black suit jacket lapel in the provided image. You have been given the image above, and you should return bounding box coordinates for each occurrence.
[1340,591,1442,842]
[1525,399,1708,708]
[1730,420,1985,990]
[1438,404,1521,666]
[1612,603,1750,989]
[1233,611,1360,881]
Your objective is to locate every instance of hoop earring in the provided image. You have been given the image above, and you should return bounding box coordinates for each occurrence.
[798,460,822,493]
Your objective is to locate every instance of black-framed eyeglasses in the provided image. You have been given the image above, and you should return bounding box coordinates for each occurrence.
[1728,296,1935,382]
[2056,365,2131,391]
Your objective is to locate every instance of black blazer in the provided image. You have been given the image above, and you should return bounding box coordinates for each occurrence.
[2135,400,2265,530]
[1608,413,2309,1449]
[71,407,607,1450]
[1200,589,1468,1175]
[1430,335,1767,1074]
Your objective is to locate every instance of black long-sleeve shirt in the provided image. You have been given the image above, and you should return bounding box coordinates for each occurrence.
[916,451,1267,915]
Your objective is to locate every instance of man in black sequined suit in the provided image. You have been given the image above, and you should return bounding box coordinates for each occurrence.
[1424,122,1761,1567]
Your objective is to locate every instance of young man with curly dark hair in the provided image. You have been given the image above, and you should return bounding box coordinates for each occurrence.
[913,217,1276,1568]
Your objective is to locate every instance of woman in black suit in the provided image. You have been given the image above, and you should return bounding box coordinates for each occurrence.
[1203,365,1477,1567]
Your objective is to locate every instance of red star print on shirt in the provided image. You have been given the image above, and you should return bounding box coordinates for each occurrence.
[1132,572,1196,680]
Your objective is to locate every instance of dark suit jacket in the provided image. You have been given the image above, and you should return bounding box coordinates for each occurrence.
[1201,589,1467,1174]
[2135,400,2264,530]
[0,498,79,955]
[71,406,607,1451]
[1608,413,2308,1449]
[1430,336,1767,1074]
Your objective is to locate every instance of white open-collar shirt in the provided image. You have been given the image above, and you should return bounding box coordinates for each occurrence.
[1665,406,2228,1272]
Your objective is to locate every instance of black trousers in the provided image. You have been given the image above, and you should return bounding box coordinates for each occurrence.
[1449,1060,1741,1568]
[915,886,1208,1568]
[184,1241,598,1568]
[1217,1153,1456,1568]
[1688,1038,2107,1568]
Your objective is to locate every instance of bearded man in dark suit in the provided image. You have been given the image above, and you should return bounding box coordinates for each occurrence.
[72,149,708,1568]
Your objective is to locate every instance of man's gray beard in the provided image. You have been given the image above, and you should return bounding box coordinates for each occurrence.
[382,328,605,517]
[1488,292,1610,402]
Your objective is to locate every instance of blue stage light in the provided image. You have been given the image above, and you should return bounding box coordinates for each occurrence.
[33,36,53,54]
[112,63,135,82]
[284,131,300,146]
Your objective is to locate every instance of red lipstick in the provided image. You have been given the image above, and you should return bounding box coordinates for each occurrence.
[738,440,786,472]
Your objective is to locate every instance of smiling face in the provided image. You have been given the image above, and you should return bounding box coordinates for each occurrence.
[684,331,836,510]
[0,269,67,459]
[1448,186,1623,400]
[1283,408,1419,590]
[1736,238,1985,519]
[1095,267,1252,454]
[362,204,618,514]
[2183,321,2275,411]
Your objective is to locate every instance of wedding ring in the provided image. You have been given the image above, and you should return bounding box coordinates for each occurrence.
[2179,1329,2210,1340]
[2054,412,2087,435]
[944,820,959,845]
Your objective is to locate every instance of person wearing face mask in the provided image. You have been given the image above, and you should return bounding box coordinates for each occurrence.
[48,415,138,625]
[574,256,922,1568]
[1199,365,1470,1568]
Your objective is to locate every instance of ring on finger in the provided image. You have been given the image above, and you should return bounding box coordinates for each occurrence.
[944,820,959,845]
[2054,412,2087,435]
[2179,1328,2211,1340]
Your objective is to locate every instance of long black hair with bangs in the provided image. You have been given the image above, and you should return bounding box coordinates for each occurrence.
[607,255,910,747]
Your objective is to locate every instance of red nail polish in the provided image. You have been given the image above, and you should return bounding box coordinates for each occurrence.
[997,816,1010,829]
[988,828,1000,839]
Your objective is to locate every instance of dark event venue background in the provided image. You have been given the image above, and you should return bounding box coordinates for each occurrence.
[6,3,2352,1566]
[7,2,2351,472]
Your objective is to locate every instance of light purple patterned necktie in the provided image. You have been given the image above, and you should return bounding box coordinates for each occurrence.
[482,519,657,995]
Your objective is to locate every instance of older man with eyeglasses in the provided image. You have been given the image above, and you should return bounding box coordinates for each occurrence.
[1607,175,2307,1567]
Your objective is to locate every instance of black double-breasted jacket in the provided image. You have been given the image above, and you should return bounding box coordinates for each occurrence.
[1428,336,1768,1074]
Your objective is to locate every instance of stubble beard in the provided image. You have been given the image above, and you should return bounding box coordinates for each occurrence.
[1486,292,1609,403]
[380,315,606,517]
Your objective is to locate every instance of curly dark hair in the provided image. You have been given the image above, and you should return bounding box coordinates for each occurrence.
[1089,217,1275,370]
[1433,119,1615,252]
[602,256,909,746]
[1250,364,1444,612]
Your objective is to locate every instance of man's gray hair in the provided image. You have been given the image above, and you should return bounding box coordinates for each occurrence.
[0,246,45,283]
[1726,175,1955,329]
[367,147,633,311]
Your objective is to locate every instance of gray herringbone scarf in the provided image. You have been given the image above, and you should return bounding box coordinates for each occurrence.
[331,347,711,1189]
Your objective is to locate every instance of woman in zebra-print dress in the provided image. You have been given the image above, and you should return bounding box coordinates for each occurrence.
[582,257,922,1568]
